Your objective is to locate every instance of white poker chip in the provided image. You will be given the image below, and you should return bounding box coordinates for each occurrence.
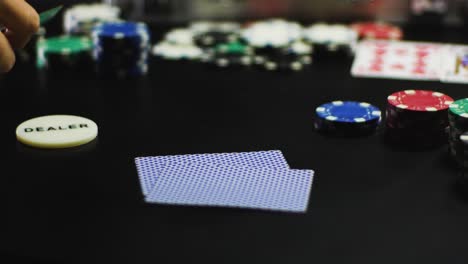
[303,23,357,46]
[164,28,195,45]
[63,4,121,35]
[241,19,303,48]
[289,41,313,55]
[152,42,203,60]
[189,21,240,34]
[16,115,98,149]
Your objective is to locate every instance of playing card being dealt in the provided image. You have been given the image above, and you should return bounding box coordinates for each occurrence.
[351,40,444,81]
[145,162,314,213]
[135,150,289,196]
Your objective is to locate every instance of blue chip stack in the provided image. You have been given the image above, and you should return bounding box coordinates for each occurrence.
[92,22,150,78]
[314,101,382,137]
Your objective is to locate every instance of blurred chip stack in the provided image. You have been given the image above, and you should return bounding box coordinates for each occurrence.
[153,42,203,61]
[202,41,255,68]
[241,19,313,71]
[303,23,357,58]
[385,90,453,148]
[36,36,93,75]
[92,22,151,78]
[191,21,240,48]
[457,132,468,191]
[448,99,468,162]
[152,19,314,71]
[351,22,403,40]
[152,19,402,71]
[410,0,448,25]
[64,3,121,36]
[240,19,302,52]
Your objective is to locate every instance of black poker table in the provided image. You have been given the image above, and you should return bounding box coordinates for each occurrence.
[2,23,468,264]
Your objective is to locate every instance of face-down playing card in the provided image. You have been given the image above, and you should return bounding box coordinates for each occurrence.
[145,162,314,213]
[135,150,290,196]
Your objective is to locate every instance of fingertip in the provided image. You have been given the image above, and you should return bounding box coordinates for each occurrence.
[25,8,40,35]
[0,51,15,73]
[9,7,40,49]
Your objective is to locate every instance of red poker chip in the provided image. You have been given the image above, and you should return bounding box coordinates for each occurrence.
[387,90,454,112]
[351,22,403,40]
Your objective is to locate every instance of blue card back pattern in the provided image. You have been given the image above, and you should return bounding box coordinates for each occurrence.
[135,150,290,196]
[145,162,314,213]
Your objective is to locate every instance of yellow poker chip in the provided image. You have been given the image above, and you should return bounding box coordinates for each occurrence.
[16,115,98,149]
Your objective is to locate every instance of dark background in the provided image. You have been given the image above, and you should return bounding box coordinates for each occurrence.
[3,2,468,264]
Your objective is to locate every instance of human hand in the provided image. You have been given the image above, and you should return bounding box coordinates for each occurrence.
[0,0,40,72]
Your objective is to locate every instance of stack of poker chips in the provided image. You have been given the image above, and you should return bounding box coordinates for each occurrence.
[448,99,468,162]
[92,22,150,78]
[314,101,382,137]
[202,41,255,68]
[303,23,357,57]
[350,22,403,40]
[153,19,314,71]
[36,36,93,74]
[239,19,313,71]
[63,3,121,36]
[153,20,403,71]
[193,22,240,48]
[153,42,203,61]
[456,132,468,191]
[384,90,453,147]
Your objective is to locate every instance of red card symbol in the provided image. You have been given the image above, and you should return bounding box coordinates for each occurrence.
[395,49,407,56]
[371,58,384,65]
[414,60,426,67]
[413,67,426,75]
[391,63,405,70]
[375,43,389,48]
[370,64,383,72]
[415,45,430,50]
[416,51,429,58]
[374,48,387,55]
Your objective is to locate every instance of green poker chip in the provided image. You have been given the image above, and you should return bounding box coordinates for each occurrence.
[216,41,251,55]
[36,36,93,69]
[38,36,92,54]
[449,98,468,118]
[449,98,468,164]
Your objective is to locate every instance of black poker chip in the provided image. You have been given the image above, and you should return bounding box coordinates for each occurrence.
[203,52,255,68]
[260,53,312,71]
[312,43,354,59]
[194,31,239,48]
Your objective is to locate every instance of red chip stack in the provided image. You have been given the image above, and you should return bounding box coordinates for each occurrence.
[351,22,403,40]
[385,90,454,147]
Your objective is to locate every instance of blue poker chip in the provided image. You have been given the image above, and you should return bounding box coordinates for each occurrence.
[316,101,381,123]
[92,22,149,39]
[91,21,150,78]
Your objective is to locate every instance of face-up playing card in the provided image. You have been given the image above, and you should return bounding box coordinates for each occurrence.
[135,150,289,196]
[352,40,444,81]
[440,44,468,84]
[145,162,314,213]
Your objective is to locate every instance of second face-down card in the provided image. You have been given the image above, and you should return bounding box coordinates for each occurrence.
[145,162,314,213]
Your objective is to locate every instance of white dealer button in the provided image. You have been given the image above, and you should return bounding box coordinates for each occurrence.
[16,115,98,149]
